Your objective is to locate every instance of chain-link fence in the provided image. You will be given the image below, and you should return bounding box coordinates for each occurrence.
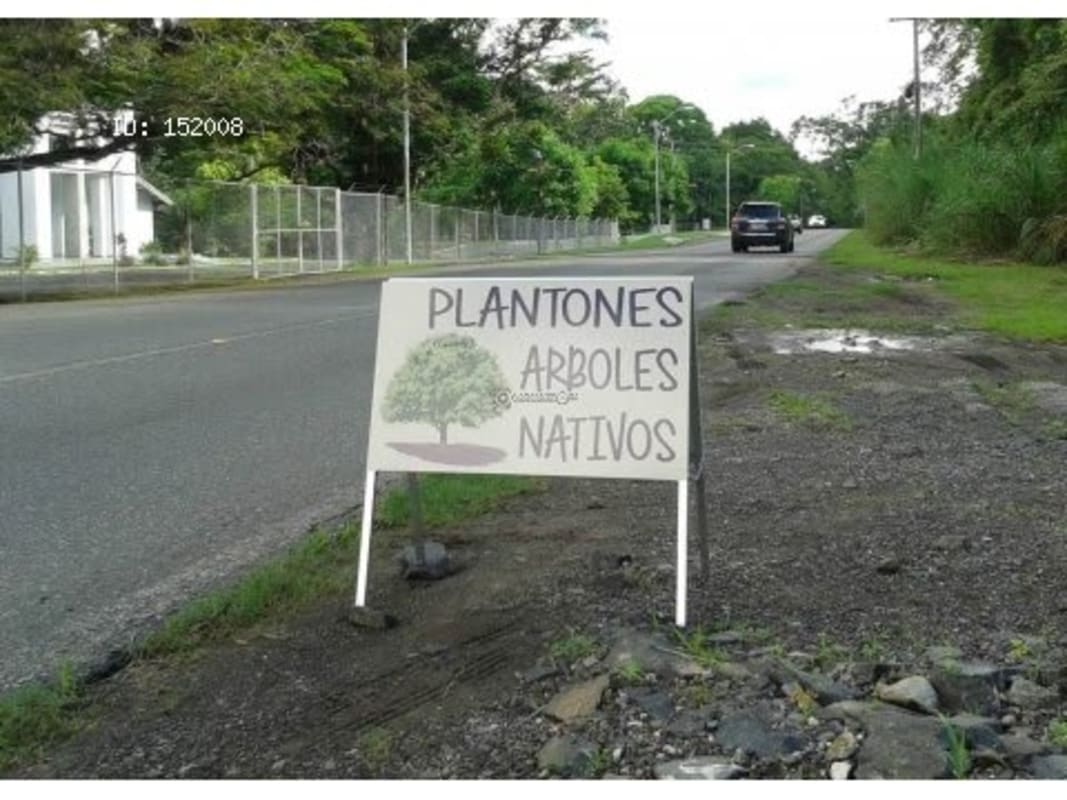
[0,168,620,301]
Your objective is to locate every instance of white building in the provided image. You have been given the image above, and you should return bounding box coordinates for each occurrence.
[0,110,173,264]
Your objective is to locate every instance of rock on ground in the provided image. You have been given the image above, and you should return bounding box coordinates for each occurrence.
[875,676,940,715]
[654,757,745,780]
[829,761,852,780]
[544,674,610,722]
[536,736,597,777]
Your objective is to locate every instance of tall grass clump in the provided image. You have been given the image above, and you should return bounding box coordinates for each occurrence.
[921,139,1067,257]
[856,136,949,246]
[857,128,1067,263]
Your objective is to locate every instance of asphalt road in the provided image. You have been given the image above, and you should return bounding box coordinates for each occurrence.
[0,228,846,690]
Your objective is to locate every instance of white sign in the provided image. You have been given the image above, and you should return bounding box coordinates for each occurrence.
[366,277,693,481]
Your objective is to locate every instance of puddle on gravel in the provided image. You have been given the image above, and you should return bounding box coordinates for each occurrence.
[770,329,932,355]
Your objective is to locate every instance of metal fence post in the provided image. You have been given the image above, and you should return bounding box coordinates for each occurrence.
[430,203,436,262]
[16,161,26,302]
[277,184,285,273]
[109,169,118,294]
[335,188,343,270]
[316,187,324,273]
[186,213,194,283]
[473,210,479,258]
[250,183,259,279]
[455,208,461,261]
[376,191,384,266]
[296,186,304,274]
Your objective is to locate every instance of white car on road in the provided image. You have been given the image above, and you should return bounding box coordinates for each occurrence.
[807,214,827,228]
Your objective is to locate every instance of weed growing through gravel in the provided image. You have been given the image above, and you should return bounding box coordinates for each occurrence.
[1007,638,1033,664]
[358,727,393,773]
[787,685,818,716]
[681,683,715,708]
[858,638,888,662]
[0,663,81,773]
[940,716,972,779]
[613,661,645,686]
[813,634,851,672]
[1048,719,1067,749]
[768,390,852,432]
[1044,420,1067,440]
[549,632,599,664]
[671,628,726,669]
[972,381,1036,425]
[587,747,613,777]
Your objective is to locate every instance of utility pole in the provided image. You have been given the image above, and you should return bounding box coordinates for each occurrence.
[653,122,662,231]
[725,143,755,230]
[913,18,922,159]
[890,17,922,159]
[725,149,731,232]
[650,103,696,233]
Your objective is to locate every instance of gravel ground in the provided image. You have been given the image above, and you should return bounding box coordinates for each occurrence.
[9,261,1067,779]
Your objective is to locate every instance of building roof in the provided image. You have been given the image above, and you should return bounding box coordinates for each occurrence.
[136,175,174,207]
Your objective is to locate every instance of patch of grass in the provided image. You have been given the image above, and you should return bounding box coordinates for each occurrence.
[940,716,972,779]
[358,727,393,773]
[587,747,613,777]
[671,628,726,669]
[1007,638,1033,665]
[681,683,715,708]
[972,381,1036,424]
[139,525,360,658]
[615,230,723,251]
[813,634,850,672]
[0,663,82,773]
[858,638,889,663]
[376,474,545,529]
[141,474,546,658]
[768,390,853,431]
[549,632,599,664]
[1048,719,1067,750]
[786,684,818,716]
[613,661,645,686]
[826,231,1067,344]
[1043,420,1067,440]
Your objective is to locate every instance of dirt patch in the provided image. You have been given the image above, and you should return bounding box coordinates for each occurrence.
[9,260,1067,779]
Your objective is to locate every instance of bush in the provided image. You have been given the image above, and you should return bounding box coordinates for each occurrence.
[1020,215,1067,264]
[139,241,167,266]
[17,245,38,268]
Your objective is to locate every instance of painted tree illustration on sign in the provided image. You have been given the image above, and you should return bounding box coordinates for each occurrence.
[383,334,509,445]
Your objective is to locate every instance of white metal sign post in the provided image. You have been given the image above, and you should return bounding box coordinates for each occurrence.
[356,276,704,626]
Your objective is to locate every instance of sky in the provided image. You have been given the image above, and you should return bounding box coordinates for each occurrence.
[567,14,936,161]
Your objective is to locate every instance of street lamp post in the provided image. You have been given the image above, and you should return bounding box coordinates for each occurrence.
[725,143,756,230]
[651,103,695,233]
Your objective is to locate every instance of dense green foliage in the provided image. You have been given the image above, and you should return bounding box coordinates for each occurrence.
[816,19,1067,262]
[0,18,828,232]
